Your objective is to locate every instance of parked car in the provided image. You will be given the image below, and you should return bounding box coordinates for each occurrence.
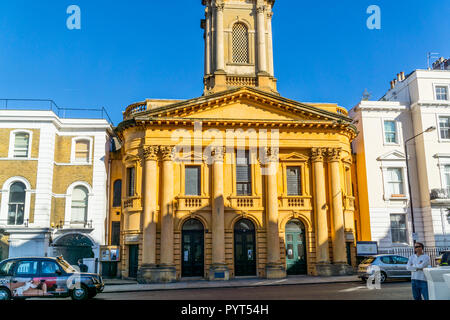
[358,254,411,283]
[435,251,450,267]
[0,256,104,301]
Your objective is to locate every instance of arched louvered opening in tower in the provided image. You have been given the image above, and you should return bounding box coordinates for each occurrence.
[232,23,250,64]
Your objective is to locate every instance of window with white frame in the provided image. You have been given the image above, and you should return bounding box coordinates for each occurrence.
[13,132,30,158]
[390,214,408,244]
[439,116,450,140]
[445,165,450,195]
[71,186,88,224]
[436,86,449,101]
[384,120,398,144]
[387,168,404,196]
[7,182,26,225]
[74,140,90,163]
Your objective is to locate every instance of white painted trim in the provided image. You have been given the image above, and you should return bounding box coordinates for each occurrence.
[8,129,33,159]
[436,113,450,143]
[64,181,93,225]
[433,83,450,102]
[0,177,32,226]
[381,118,401,146]
[70,136,94,165]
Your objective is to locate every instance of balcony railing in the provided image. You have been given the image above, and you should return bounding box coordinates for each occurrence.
[430,189,450,204]
[55,220,93,230]
[343,195,356,211]
[123,196,142,212]
[123,101,147,120]
[176,196,210,211]
[279,196,312,210]
[0,219,30,228]
[228,196,262,209]
[226,76,257,87]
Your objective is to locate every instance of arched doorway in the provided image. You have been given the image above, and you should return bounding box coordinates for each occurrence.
[234,219,256,276]
[285,219,307,275]
[52,233,95,266]
[182,219,204,277]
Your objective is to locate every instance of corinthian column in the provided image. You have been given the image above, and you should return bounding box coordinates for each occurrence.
[215,2,225,71]
[160,146,175,268]
[256,5,267,73]
[141,146,158,267]
[209,147,229,280]
[327,148,347,264]
[311,148,330,265]
[266,11,274,76]
[264,147,285,279]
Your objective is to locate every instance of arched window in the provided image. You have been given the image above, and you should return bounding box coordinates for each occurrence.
[13,132,30,158]
[232,23,249,64]
[71,186,89,224]
[8,182,26,225]
[112,180,122,207]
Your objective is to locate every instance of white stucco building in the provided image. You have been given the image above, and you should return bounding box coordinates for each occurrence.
[350,58,450,250]
[0,108,113,269]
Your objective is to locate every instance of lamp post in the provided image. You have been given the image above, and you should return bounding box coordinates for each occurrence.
[404,126,436,244]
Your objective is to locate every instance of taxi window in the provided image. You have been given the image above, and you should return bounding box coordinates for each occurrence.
[380,256,393,264]
[40,261,62,276]
[393,256,408,264]
[0,261,15,276]
[15,261,38,276]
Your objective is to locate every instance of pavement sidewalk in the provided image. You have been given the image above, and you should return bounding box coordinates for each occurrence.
[103,275,361,293]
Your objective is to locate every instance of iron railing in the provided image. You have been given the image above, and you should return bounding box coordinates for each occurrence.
[0,98,114,126]
[379,246,450,267]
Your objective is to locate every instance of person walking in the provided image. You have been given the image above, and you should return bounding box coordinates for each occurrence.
[407,242,431,300]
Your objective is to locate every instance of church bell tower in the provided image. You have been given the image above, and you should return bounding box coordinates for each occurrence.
[201,0,278,95]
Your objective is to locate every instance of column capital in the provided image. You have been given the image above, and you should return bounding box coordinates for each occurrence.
[311,148,326,162]
[256,5,266,14]
[211,146,226,162]
[214,2,225,11]
[143,146,159,161]
[263,147,279,163]
[266,11,273,19]
[326,148,343,162]
[160,146,175,161]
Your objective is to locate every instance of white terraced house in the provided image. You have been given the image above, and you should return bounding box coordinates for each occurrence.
[350,57,450,254]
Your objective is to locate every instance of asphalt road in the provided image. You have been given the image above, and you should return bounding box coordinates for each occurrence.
[95,280,412,300]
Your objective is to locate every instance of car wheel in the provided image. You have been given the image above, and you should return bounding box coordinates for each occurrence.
[379,272,387,283]
[71,285,89,301]
[0,288,11,301]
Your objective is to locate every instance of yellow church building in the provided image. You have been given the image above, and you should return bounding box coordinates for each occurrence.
[109,0,363,282]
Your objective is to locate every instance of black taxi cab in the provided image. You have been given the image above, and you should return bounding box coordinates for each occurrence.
[0,256,104,301]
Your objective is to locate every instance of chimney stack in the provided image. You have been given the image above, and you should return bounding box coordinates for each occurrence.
[400,71,405,80]
[397,73,402,81]
[390,80,395,89]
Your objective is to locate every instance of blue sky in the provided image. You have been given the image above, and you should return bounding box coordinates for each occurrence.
[0,1,449,125]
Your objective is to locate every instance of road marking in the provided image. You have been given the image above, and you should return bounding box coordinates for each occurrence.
[339,286,368,293]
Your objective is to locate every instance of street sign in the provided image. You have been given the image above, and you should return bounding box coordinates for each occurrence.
[356,241,378,256]
[412,233,419,241]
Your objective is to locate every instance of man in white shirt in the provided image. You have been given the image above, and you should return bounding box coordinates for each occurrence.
[407,242,431,300]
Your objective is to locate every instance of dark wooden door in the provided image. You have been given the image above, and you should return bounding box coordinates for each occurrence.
[128,245,139,278]
[182,230,204,277]
[234,219,256,276]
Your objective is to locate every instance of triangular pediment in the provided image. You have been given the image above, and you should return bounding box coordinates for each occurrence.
[280,152,309,162]
[137,87,349,123]
[377,150,406,161]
